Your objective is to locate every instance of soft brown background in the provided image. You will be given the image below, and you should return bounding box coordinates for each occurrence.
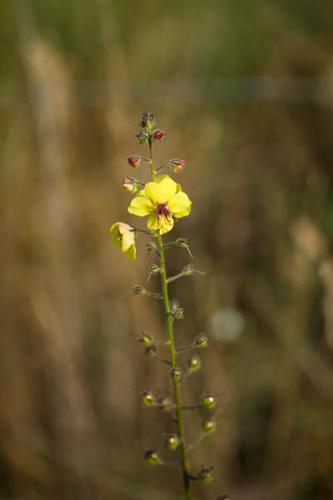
[1,1,333,498]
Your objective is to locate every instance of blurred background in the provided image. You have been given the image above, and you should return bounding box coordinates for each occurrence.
[1,0,333,498]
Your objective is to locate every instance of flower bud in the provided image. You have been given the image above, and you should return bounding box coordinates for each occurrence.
[138,333,154,346]
[164,433,179,450]
[133,284,146,295]
[144,449,161,465]
[187,354,201,372]
[198,466,214,484]
[141,389,155,407]
[140,111,156,131]
[201,417,217,434]
[171,158,185,174]
[127,156,141,168]
[194,333,208,349]
[122,176,138,194]
[201,393,217,409]
[136,131,149,144]
[145,345,156,358]
[153,129,165,142]
[170,367,182,381]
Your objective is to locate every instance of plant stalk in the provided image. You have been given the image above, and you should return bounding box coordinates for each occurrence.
[158,234,191,500]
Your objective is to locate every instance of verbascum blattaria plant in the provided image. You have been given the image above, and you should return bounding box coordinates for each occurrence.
[110,112,221,500]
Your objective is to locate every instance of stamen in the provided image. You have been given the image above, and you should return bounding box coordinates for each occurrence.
[156,203,171,218]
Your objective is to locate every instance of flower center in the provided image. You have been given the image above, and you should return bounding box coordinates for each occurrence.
[156,202,171,218]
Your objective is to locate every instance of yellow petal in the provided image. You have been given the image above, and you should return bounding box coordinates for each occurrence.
[128,194,154,216]
[110,222,122,248]
[121,228,135,252]
[125,243,136,261]
[168,192,192,218]
[159,215,174,234]
[144,176,178,204]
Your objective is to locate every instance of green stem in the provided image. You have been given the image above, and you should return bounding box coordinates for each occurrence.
[149,139,155,180]
[157,234,191,500]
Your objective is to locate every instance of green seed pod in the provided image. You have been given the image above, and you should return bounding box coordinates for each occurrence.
[144,449,161,465]
[133,284,146,295]
[138,333,154,346]
[201,393,217,409]
[157,396,173,412]
[199,466,214,484]
[201,417,217,434]
[164,433,179,450]
[141,390,155,407]
[188,354,201,372]
[194,333,208,349]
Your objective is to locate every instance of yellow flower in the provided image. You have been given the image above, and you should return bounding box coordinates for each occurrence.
[110,222,136,261]
[128,175,191,235]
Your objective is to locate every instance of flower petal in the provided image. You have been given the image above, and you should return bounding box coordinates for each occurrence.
[128,194,154,216]
[121,228,135,252]
[147,213,174,235]
[144,176,178,204]
[168,192,192,219]
[110,222,122,248]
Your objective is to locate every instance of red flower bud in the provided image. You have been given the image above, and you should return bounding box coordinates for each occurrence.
[171,159,185,174]
[153,129,165,142]
[127,156,141,168]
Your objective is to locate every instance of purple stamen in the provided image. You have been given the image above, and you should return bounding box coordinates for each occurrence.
[156,203,171,218]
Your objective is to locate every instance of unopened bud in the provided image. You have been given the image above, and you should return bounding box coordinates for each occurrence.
[122,176,138,194]
[164,433,179,450]
[199,466,214,484]
[144,345,156,357]
[141,390,155,407]
[138,333,154,346]
[195,333,208,349]
[133,284,145,295]
[201,417,216,434]
[140,111,156,131]
[153,129,165,142]
[170,367,182,381]
[127,156,141,168]
[171,158,185,174]
[136,131,149,144]
[144,449,161,465]
[201,394,217,409]
[188,354,201,372]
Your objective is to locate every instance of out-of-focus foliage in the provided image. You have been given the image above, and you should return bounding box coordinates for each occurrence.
[1,1,333,499]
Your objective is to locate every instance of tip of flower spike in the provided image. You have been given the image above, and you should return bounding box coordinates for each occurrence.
[140,111,156,131]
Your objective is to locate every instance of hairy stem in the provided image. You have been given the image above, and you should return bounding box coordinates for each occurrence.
[158,234,191,500]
